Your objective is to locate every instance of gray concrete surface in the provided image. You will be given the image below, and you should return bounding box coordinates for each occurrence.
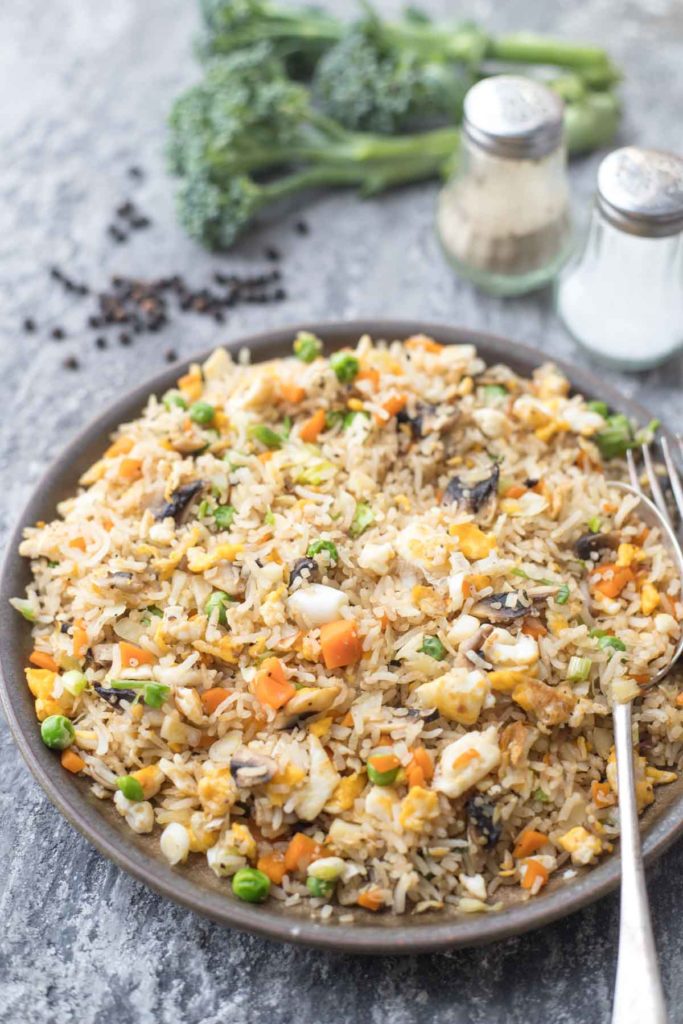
[1,2,682,1022]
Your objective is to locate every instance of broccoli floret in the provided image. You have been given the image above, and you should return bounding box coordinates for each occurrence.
[169,44,461,249]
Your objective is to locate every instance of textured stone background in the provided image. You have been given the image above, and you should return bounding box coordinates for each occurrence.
[1,2,683,1022]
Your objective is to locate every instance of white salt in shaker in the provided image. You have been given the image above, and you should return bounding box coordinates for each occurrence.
[436,75,572,296]
[556,146,683,369]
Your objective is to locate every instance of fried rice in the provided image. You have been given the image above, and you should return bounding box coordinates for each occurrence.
[12,332,683,918]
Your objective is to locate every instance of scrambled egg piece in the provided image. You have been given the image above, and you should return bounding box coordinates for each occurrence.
[396,521,451,573]
[365,786,399,824]
[414,668,490,726]
[484,629,539,668]
[448,523,496,561]
[325,773,366,813]
[399,786,440,833]
[292,735,340,821]
[558,826,603,865]
[433,727,501,799]
[198,765,238,817]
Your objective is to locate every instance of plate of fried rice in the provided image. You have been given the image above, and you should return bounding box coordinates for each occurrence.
[2,320,683,952]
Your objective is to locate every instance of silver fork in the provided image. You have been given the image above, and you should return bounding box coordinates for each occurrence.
[610,437,683,1024]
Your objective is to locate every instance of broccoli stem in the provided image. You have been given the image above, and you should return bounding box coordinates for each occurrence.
[564,90,621,155]
[486,32,616,75]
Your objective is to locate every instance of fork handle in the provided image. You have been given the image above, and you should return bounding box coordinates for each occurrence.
[611,700,668,1024]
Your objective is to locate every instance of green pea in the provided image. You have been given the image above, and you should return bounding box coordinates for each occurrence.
[163,390,187,411]
[598,635,626,652]
[555,584,570,605]
[232,867,271,903]
[306,876,334,899]
[213,505,236,530]
[293,331,323,363]
[189,401,215,426]
[366,758,400,787]
[117,775,144,801]
[330,351,360,384]
[61,670,88,696]
[248,424,282,450]
[419,635,446,661]
[142,682,170,708]
[483,384,508,403]
[205,590,230,626]
[306,540,339,564]
[587,400,609,417]
[40,715,75,750]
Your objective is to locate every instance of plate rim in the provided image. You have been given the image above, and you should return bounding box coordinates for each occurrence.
[2,317,681,954]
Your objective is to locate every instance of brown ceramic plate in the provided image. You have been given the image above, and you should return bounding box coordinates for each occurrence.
[1,320,681,953]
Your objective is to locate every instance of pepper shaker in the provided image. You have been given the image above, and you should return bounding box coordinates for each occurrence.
[556,146,683,369]
[437,75,572,296]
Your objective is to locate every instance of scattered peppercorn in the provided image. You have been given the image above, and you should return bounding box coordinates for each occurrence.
[63,356,80,371]
[51,327,65,340]
[294,219,310,235]
[23,318,36,332]
[264,246,281,261]
[127,165,144,179]
[164,348,177,363]
[95,336,107,349]
[119,332,132,346]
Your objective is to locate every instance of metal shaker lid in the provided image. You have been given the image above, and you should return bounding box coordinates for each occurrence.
[463,75,565,160]
[597,147,683,237]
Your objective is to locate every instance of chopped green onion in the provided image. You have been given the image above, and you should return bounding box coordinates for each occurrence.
[281,415,292,439]
[419,635,446,661]
[307,540,339,564]
[510,567,530,579]
[205,590,231,626]
[117,776,144,801]
[61,670,88,696]
[567,656,592,682]
[142,682,170,707]
[213,504,236,530]
[197,499,211,518]
[589,628,608,639]
[264,507,275,526]
[330,351,360,384]
[46,559,59,568]
[343,410,370,429]
[587,515,602,533]
[324,409,345,430]
[146,605,163,618]
[594,413,635,460]
[587,400,609,417]
[306,876,334,899]
[482,384,508,404]
[555,584,570,605]
[349,501,375,538]
[598,635,626,652]
[162,389,187,411]
[248,424,283,450]
[189,401,215,426]
[293,331,323,363]
[294,460,335,486]
[533,787,551,803]
[11,598,36,622]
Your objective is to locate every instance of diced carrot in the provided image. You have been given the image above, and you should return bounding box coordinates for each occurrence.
[376,610,390,629]
[284,833,322,874]
[357,888,384,911]
[630,674,650,685]
[119,458,143,481]
[405,334,443,354]
[61,749,85,774]
[102,517,114,531]
[194,733,214,749]
[368,753,401,774]
[72,623,89,659]
[453,748,480,771]
[521,617,548,639]
[69,536,86,552]
[635,526,650,545]
[253,657,295,709]
[200,687,232,715]
[592,563,635,598]
[319,619,363,670]
[105,436,134,458]
[357,366,380,390]
[591,780,614,808]
[406,747,434,788]
[340,711,354,728]
[513,829,548,859]
[119,641,155,668]
[257,851,287,885]
[299,408,326,443]
[602,501,618,514]
[374,394,407,425]
[258,451,274,463]
[521,858,549,891]
[178,370,202,402]
[676,693,683,708]
[504,484,527,499]
[29,650,59,672]
[280,379,306,404]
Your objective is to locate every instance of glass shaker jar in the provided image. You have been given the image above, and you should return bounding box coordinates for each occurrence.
[556,147,683,369]
[437,75,572,296]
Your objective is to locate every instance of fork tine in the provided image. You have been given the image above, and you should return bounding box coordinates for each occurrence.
[626,449,641,492]
[641,442,674,529]
[661,435,683,523]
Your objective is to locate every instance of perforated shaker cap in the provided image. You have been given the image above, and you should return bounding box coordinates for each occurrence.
[463,75,565,160]
[597,147,683,237]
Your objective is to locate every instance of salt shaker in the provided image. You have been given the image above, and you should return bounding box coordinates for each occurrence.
[437,75,572,296]
[556,147,683,369]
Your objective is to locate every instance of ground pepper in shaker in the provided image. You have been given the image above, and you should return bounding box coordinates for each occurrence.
[556,147,683,369]
[437,75,572,296]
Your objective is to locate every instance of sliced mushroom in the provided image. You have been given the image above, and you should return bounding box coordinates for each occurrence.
[443,464,500,513]
[288,557,318,589]
[94,684,137,707]
[455,624,493,666]
[466,794,501,847]
[168,433,208,455]
[470,590,533,623]
[102,571,145,593]
[284,685,340,717]
[155,481,205,522]
[399,707,440,723]
[229,750,278,787]
[574,532,619,560]
[397,402,458,439]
